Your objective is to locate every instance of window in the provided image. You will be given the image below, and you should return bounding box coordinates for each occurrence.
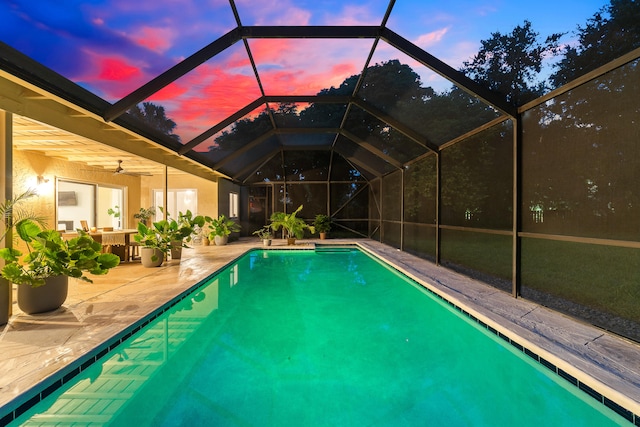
[57,180,124,231]
[229,192,239,218]
[153,189,197,220]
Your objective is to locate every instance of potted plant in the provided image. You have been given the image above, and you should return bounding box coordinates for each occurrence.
[0,219,120,314]
[270,205,315,245]
[252,225,273,246]
[313,214,331,240]
[133,220,172,267]
[0,189,47,323]
[133,206,156,226]
[168,210,205,260]
[207,215,241,246]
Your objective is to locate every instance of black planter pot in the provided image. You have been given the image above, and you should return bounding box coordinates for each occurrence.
[17,275,69,315]
[0,278,11,324]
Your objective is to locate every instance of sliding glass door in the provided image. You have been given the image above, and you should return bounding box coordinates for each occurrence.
[57,179,124,231]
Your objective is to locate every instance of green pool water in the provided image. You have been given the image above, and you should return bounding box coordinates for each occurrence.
[10,249,630,426]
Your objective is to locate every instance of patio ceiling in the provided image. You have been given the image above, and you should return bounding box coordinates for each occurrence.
[12,115,168,177]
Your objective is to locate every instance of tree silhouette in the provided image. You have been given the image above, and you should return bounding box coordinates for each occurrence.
[551,0,640,88]
[128,102,180,141]
[461,20,563,106]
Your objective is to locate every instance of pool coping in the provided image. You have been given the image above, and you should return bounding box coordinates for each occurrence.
[0,238,639,424]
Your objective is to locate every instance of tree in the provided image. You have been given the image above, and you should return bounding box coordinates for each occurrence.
[128,102,180,141]
[523,0,640,238]
[550,0,640,87]
[461,20,563,105]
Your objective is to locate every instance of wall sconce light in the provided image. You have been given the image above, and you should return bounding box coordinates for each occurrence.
[37,175,49,185]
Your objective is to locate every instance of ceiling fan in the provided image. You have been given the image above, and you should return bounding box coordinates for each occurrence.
[113,160,152,176]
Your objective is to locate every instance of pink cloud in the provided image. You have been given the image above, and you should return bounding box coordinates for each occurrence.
[79,55,157,100]
[413,27,450,49]
[132,26,175,53]
[326,5,384,26]
[274,8,312,26]
[248,38,373,94]
[331,62,359,78]
[235,0,311,25]
[147,62,263,141]
[148,81,189,101]
[248,39,298,64]
[95,57,140,82]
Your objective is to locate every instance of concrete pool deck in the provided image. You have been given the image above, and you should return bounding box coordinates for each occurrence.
[1,238,639,423]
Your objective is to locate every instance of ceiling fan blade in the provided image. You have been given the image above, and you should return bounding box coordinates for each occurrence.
[121,170,152,176]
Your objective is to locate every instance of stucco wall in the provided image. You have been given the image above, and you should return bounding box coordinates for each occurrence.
[13,150,142,229]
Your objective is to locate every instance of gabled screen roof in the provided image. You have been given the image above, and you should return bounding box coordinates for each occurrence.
[0,0,612,182]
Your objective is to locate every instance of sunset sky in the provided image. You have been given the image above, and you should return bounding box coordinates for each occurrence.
[1,0,607,145]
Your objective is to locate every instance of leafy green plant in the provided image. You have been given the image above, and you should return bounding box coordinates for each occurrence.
[107,206,121,218]
[270,205,315,240]
[252,225,273,240]
[0,219,120,287]
[133,207,156,224]
[168,210,206,247]
[179,210,206,239]
[313,214,331,233]
[207,215,241,239]
[133,220,172,254]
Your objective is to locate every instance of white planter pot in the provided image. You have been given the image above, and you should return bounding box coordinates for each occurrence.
[140,247,165,267]
[214,235,228,246]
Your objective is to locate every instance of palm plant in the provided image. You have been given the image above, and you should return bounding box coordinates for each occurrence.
[1,189,46,244]
[313,214,331,233]
[270,205,315,244]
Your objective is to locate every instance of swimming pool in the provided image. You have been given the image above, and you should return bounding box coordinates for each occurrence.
[5,248,634,425]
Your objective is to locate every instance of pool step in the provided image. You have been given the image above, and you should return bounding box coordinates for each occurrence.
[314,244,358,252]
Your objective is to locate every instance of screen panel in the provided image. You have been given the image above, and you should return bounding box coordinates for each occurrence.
[441,121,513,230]
[522,59,640,241]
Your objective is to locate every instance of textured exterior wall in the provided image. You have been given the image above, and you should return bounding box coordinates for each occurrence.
[13,150,142,229]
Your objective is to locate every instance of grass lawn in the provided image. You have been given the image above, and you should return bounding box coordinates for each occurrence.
[435,229,640,338]
[521,238,640,323]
